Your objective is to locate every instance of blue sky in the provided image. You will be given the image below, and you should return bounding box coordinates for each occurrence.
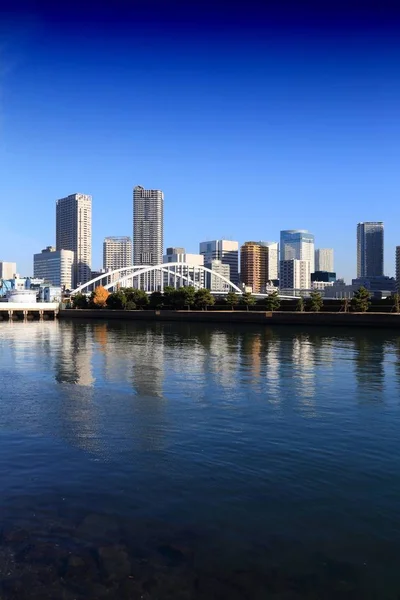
[1,0,400,281]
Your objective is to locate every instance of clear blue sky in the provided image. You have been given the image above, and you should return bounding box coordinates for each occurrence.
[1,0,400,281]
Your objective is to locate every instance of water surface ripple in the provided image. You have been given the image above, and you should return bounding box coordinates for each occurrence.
[1,320,400,598]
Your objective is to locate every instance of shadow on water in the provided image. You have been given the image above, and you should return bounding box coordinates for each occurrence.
[1,320,400,598]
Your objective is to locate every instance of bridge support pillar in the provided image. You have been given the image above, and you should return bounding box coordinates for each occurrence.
[8,310,13,321]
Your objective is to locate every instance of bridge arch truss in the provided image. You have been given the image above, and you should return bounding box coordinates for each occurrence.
[72,263,243,295]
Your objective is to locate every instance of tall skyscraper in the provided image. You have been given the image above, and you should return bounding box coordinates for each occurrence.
[240,242,268,293]
[133,186,163,266]
[280,230,315,273]
[357,222,384,277]
[56,193,92,288]
[103,236,132,271]
[34,247,74,289]
[315,248,334,273]
[199,240,239,284]
[396,246,400,291]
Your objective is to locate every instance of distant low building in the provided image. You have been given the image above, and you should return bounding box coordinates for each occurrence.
[39,286,62,302]
[166,247,186,256]
[311,271,336,283]
[312,281,334,291]
[351,276,396,295]
[33,246,74,290]
[325,276,396,299]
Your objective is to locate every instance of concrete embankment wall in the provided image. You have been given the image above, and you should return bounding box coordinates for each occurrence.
[59,310,400,329]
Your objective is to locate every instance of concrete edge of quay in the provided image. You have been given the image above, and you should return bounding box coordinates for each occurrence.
[58,309,400,328]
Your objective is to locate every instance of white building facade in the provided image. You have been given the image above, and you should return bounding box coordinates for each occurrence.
[103,236,132,270]
[315,248,334,272]
[199,240,239,284]
[56,193,92,288]
[280,259,311,291]
[0,262,17,279]
[33,247,74,290]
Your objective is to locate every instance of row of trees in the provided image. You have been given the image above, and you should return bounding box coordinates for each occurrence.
[71,285,387,313]
[73,286,217,311]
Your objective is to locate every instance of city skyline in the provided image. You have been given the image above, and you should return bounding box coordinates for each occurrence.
[0,186,395,285]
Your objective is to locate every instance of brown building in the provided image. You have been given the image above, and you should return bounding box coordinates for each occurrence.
[240,242,268,293]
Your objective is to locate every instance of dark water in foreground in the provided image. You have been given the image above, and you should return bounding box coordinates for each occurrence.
[1,320,400,599]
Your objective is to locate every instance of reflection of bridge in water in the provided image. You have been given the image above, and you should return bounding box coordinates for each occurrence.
[72,263,300,298]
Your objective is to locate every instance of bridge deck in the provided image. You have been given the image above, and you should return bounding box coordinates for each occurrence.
[0,303,59,311]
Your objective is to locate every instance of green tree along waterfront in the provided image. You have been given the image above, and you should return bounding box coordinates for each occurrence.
[307,291,324,312]
[351,286,371,313]
[265,291,281,311]
[70,287,400,315]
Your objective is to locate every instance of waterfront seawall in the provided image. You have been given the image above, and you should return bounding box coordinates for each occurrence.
[59,310,400,328]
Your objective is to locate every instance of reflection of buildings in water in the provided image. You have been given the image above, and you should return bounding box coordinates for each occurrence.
[93,323,108,351]
[161,325,208,401]
[55,322,95,386]
[393,339,400,391]
[264,336,281,402]
[207,330,241,393]
[353,336,385,395]
[0,320,60,374]
[130,328,164,398]
[250,334,262,380]
[238,332,263,391]
[291,334,316,411]
[54,323,100,455]
[59,384,102,456]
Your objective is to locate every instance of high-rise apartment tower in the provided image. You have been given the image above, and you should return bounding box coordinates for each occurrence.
[56,193,92,288]
[133,186,164,266]
[240,242,268,293]
[357,222,384,278]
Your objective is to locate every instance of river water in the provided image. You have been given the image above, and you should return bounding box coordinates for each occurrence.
[1,319,400,599]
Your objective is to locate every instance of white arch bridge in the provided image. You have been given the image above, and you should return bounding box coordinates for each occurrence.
[71,263,301,299]
[72,263,242,295]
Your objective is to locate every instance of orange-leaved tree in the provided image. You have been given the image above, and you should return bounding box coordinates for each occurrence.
[90,286,109,308]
